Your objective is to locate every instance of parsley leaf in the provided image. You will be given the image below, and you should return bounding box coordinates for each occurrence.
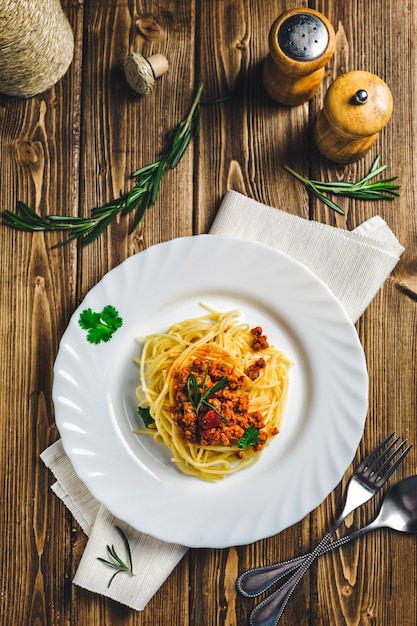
[137,406,155,428]
[237,426,260,451]
[78,305,123,344]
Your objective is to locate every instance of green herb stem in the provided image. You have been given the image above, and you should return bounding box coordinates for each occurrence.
[97,526,134,588]
[283,155,400,215]
[186,366,230,419]
[2,84,204,247]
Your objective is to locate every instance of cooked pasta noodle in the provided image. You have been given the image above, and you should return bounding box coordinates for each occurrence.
[135,304,292,481]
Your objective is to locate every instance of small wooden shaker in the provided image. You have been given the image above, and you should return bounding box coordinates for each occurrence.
[263,8,335,106]
[314,70,393,163]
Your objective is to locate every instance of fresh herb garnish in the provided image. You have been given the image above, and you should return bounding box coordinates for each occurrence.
[2,83,203,246]
[237,426,260,451]
[283,155,400,215]
[97,526,134,588]
[186,366,230,419]
[78,304,123,344]
[137,406,155,428]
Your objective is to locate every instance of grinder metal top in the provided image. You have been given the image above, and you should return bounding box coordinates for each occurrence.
[278,12,329,61]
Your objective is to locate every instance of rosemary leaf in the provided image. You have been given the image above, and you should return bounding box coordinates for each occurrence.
[131,161,160,177]
[283,156,400,215]
[97,526,134,588]
[129,190,153,233]
[2,83,204,247]
[186,366,229,418]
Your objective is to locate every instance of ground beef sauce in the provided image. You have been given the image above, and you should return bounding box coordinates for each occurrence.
[170,327,278,457]
[250,326,269,351]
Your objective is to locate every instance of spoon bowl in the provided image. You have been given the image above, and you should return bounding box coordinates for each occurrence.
[375,475,417,532]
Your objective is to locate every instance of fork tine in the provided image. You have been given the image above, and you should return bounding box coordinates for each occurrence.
[355,431,395,470]
[376,442,412,486]
[366,435,401,474]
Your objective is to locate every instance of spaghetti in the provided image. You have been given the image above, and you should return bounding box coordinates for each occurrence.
[135,305,292,481]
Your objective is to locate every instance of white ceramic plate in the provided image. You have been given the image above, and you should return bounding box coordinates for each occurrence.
[53,235,368,548]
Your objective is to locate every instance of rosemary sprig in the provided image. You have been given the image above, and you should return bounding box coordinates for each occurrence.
[97,526,134,588]
[186,366,230,419]
[283,155,400,215]
[2,83,203,246]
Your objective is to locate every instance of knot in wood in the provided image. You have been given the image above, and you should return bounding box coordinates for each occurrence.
[136,15,164,40]
[342,583,353,597]
[16,140,39,165]
[236,39,249,50]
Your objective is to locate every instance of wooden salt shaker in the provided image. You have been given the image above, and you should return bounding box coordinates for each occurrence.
[314,70,393,163]
[263,8,335,106]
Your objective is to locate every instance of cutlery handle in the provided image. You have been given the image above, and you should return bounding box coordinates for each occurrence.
[248,534,331,625]
[249,514,347,626]
[237,555,307,597]
[238,530,363,597]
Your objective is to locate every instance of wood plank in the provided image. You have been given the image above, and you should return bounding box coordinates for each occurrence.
[0,1,83,623]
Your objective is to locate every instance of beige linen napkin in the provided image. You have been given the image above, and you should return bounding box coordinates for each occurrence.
[211,191,404,321]
[41,189,404,610]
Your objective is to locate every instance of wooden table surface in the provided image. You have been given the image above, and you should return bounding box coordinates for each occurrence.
[1,1,416,624]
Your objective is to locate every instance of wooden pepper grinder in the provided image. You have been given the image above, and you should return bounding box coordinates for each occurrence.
[263,8,335,106]
[314,70,393,163]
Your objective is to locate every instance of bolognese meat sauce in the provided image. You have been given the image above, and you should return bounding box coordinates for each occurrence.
[170,327,277,456]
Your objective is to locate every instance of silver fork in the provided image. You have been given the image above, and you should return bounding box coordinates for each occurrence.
[247,432,411,626]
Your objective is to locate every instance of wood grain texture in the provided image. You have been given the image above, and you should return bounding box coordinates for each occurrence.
[1,1,416,625]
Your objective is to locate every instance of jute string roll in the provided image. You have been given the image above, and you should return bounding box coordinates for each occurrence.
[0,0,74,98]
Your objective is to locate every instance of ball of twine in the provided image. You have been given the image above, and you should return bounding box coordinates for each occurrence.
[0,0,74,98]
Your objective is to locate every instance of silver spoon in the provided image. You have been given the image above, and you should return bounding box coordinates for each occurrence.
[237,474,417,598]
